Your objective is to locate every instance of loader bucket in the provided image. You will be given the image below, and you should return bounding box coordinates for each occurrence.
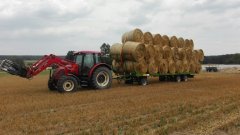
[0,59,28,78]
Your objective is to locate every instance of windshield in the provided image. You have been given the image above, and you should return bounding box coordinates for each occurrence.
[75,54,83,65]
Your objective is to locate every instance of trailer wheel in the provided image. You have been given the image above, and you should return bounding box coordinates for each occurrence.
[57,76,78,93]
[182,75,188,82]
[91,67,112,89]
[138,77,148,86]
[159,76,166,81]
[175,76,181,83]
[48,79,56,91]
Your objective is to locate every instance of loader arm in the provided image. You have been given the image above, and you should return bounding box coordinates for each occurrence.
[0,54,76,79]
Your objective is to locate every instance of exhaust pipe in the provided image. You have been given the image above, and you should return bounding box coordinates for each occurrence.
[0,59,28,78]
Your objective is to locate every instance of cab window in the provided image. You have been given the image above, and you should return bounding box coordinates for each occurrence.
[75,55,83,65]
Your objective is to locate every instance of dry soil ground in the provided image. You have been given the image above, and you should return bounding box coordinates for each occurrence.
[0,72,240,135]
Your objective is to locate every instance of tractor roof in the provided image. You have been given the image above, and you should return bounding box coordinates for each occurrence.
[74,51,101,54]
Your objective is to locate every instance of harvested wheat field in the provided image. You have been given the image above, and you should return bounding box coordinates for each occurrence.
[1,73,240,135]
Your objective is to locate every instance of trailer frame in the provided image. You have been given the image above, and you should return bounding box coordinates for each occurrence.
[114,72,195,85]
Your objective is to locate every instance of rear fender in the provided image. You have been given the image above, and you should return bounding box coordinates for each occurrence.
[88,63,111,79]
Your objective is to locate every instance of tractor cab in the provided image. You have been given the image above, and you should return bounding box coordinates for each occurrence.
[74,51,102,77]
[65,51,111,77]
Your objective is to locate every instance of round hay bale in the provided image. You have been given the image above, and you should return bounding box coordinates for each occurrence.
[112,60,124,74]
[175,60,184,73]
[185,47,193,61]
[171,47,179,60]
[189,60,196,73]
[192,50,198,62]
[184,39,190,48]
[162,45,172,59]
[196,49,204,62]
[170,36,179,48]
[143,32,153,45]
[122,41,146,62]
[189,39,194,50]
[159,59,168,74]
[182,59,190,72]
[154,45,163,63]
[122,28,144,43]
[178,48,187,60]
[147,58,158,74]
[195,62,202,74]
[178,37,185,48]
[167,59,176,74]
[123,60,148,74]
[153,34,164,45]
[162,35,170,46]
[145,44,156,62]
[110,43,123,61]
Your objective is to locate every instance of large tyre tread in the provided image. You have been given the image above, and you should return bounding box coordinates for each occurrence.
[91,67,112,89]
[57,76,78,93]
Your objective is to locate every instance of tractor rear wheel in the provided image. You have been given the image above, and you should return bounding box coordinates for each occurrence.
[91,67,112,89]
[57,76,78,93]
[48,79,56,91]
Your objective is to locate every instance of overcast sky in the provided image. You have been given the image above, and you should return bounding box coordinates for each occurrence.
[0,0,239,55]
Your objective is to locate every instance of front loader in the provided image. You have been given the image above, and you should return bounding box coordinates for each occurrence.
[0,51,112,92]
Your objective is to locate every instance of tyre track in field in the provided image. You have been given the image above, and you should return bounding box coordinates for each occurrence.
[75,95,240,134]
[150,98,240,135]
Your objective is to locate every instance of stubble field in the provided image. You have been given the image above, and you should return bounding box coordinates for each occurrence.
[0,72,240,135]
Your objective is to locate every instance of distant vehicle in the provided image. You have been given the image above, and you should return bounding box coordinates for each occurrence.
[205,66,218,72]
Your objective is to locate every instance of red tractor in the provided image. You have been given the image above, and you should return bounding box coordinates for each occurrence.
[0,51,112,92]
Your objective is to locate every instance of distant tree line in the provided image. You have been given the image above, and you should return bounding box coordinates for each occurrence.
[203,53,240,64]
[0,55,65,61]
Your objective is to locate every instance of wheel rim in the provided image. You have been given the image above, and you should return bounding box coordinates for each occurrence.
[96,71,109,87]
[63,80,74,91]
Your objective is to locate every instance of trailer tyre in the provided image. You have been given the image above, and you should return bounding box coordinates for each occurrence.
[138,77,148,86]
[91,67,112,89]
[176,76,181,83]
[182,76,188,82]
[57,76,78,93]
[48,79,56,91]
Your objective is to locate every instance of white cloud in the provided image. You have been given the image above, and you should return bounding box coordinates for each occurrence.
[0,0,239,55]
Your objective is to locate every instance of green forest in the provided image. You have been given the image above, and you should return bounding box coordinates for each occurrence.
[203,53,240,64]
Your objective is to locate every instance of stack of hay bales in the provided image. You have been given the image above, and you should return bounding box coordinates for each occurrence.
[111,28,204,75]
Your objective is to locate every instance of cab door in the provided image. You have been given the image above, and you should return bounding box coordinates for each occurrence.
[81,54,95,76]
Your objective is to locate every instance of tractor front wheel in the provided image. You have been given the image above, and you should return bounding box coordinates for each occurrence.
[91,67,112,89]
[48,79,56,91]
[57,76,78,93]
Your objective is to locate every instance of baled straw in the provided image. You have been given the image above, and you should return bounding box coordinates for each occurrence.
[122,41,146,62]
[143,32,154,45]
[159,59,168,74]
[122,28,144,43]
[168,59,176,74]
[162,35,170,46]
[110,43,123,61]
[153,34,164,45]
[170,36,179,48]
